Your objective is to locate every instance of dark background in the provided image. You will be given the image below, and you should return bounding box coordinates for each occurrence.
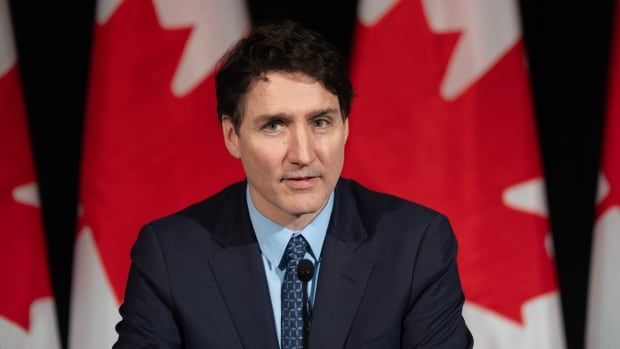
[7,0,617,348]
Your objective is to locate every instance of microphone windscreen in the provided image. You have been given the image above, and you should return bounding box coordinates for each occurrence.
[297,259,314,282]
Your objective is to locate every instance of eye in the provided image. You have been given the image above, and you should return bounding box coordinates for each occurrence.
[263,120,283,132]
[311,118,330,128]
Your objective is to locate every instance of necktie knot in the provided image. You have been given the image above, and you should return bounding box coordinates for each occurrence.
[283,235,309,268]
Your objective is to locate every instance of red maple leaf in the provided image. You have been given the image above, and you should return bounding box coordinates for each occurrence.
[344,0,556,323]
[80,0,244,300]
[0,65,53,329]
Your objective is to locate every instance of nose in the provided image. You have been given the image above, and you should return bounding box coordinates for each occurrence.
[287,125,316,166]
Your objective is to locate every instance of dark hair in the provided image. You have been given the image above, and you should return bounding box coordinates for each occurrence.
[215,20,353,129]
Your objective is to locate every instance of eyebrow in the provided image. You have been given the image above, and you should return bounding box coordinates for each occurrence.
[307,107,339,119]
[254,113,290,125]
[254,107,340,124]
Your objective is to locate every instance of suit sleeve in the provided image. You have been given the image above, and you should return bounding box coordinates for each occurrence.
[401,213,473,348]
[113,224,182,348]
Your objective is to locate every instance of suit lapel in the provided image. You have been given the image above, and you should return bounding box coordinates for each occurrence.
[205,182,279,349]
[209,245,279,349]
[309,235,373,349]
[309,179,374,348]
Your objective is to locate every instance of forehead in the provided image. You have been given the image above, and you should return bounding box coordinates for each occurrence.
[242,71,339,118]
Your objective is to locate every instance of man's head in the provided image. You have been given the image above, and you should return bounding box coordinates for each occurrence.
[215,21,353,229]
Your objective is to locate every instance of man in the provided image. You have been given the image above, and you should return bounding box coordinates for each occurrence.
[114,20,473,348]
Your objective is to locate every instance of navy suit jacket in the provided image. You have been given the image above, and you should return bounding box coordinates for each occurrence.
[114,179,473,348]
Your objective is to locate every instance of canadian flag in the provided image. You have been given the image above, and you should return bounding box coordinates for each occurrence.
[0,0,61,348]
[587,1,620,348]
[344,0,564,347]
[68,0,247,347]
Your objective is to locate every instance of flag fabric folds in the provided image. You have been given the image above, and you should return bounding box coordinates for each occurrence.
[69,0,247,347]
[0,0,60,347]
[344,0,564,347]
[587,1,620,348]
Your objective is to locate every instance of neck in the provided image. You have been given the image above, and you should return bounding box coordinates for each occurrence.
[274,212,320,231]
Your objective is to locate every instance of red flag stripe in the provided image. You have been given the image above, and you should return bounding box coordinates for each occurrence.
[0,0,60,345]
[69,1,248,348]
[345,0,563,346]
[587,1,620,348]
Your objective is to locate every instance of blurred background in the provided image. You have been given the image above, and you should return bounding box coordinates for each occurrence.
[2,0,618,348]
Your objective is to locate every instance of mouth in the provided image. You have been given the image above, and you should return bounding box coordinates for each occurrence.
[281,176,320,190]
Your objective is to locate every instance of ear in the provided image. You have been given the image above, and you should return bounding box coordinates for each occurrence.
[343,117,350,143]
[221,116,241,159]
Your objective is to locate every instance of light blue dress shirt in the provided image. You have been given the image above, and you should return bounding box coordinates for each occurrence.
[246,185,334,346]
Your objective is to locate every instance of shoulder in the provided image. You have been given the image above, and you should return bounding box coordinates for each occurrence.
[134,181,247,254]
[155,181,243,228]
[336,178,448,232]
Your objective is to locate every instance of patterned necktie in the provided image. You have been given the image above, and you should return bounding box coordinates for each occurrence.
[281,235,309,349]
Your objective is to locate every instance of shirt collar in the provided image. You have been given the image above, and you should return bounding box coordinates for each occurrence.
[246,184,334,268]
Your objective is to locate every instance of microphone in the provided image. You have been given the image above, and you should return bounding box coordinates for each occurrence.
[297,259,314,283]
[297,259,314,348]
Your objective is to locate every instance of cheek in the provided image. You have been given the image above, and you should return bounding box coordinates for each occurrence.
[332,148,346,173]
[320,136,346,166]
[240,139,283,176]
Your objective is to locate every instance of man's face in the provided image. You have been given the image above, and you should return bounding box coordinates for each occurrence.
[222,71,349,228]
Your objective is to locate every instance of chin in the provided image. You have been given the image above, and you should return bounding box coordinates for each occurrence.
[284,195,327,216]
